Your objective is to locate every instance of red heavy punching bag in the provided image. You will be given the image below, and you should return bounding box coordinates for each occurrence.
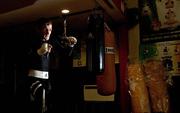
[96,23,116,95]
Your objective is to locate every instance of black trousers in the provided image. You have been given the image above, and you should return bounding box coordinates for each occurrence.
[16,77,51,113]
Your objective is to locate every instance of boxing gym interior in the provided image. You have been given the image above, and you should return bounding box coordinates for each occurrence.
[0,0,180,113]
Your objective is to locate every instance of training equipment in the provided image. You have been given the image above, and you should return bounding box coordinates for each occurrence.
[96,23,116,95]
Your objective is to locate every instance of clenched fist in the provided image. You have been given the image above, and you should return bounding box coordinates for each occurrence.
[67,36,77,47]
[37,43,52,55]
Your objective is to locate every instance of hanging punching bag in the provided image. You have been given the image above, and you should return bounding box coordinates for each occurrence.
[87,12,105,73]
[96,23,116,95]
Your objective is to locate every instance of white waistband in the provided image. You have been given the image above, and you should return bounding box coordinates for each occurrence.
[28,69,49,79]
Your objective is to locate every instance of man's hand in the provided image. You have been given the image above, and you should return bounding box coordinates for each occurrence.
[37,43,52,55]
[67,36,77,47]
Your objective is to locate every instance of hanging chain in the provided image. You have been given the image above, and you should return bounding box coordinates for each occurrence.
[63,17,67,37]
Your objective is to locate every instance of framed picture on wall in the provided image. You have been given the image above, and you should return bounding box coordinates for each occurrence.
[139,0,180,43]
[140,40,180,76]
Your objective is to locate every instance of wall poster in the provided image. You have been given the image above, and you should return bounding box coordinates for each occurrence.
[139,0,180,43]
[140,40,180,76]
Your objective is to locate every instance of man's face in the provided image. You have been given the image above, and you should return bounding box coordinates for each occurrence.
[41,22,52,41]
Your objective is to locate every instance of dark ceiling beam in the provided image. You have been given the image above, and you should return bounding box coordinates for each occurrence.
[0,0,37,14]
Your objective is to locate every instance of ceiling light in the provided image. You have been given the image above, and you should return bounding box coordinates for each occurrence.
[61,9,70,14]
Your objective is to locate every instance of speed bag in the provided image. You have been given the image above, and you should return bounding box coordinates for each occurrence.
[96,26,116,96]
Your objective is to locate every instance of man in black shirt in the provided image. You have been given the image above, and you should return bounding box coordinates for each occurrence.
[21,17,77,113]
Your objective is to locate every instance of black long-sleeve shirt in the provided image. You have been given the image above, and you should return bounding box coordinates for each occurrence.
[27,38,50,71]
[26,35,74,72]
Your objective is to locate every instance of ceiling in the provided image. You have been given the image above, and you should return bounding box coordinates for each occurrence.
[0,0,125,29]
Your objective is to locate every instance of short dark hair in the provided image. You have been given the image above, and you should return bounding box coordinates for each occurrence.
[36,17,52,29]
